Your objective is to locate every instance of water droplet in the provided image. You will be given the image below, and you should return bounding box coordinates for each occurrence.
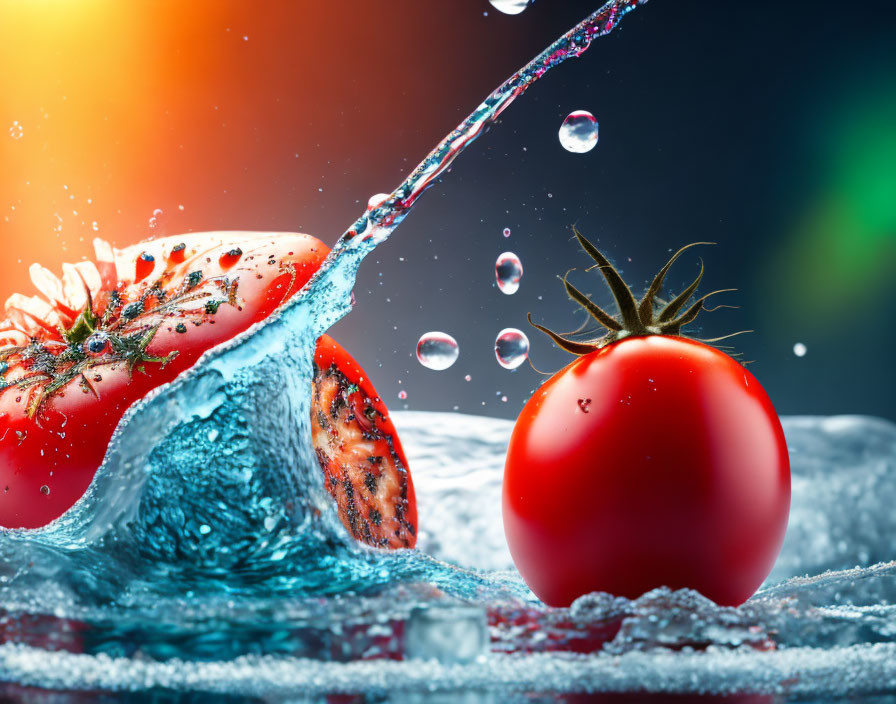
[367,193,390,210]
[495,251,523,295]
[135,251,155,281]
[40,485,50,495]
[219,248,243,269]
[91,221,99,232]
[501,395,508,403]
[464,374,471,382]
[398,390,408,400]
[578,398,592,413]
[121,301,144,320]
[559,110,599,153]
[488,0,533,15]
[416,332,459,371]
[502,227,511,238]
[199,524,211,535]
[793,342,807,357]
[495,328,529,369]
[169,242,187,263]
[8,121,23,140]
[148,208,163,230]
[85,332,111,356]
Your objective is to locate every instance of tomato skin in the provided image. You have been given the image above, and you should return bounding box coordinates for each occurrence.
[502,336,790,607]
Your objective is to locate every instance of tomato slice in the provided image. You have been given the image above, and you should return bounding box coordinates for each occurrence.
[311,334,417,549]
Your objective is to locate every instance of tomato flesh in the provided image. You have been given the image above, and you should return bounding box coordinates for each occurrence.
[311,334,417,549]
[503,336,790,607]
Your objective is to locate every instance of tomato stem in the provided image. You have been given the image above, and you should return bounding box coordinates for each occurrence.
[528,229,741,356]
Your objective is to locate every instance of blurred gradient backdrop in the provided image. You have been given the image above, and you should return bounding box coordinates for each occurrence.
[1,0,894,420]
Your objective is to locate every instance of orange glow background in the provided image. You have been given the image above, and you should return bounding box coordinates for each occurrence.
[0,1,530,296]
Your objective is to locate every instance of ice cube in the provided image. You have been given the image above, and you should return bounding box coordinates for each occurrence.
[404,605,488,663]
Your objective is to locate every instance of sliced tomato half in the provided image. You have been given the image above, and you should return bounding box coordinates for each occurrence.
[0,232,417,549]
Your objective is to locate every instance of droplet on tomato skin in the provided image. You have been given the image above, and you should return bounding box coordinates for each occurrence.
[169,242,187,264]
[218,248,243,269]
[135,252,155,282]
[84,332,111,356]
[578,398,591,413]
[121,301,144,320]
[39,485,50,495]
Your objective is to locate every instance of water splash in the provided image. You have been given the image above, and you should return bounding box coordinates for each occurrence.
[324,0,648,293]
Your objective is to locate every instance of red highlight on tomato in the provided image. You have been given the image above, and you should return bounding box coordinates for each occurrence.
[503,231,790,607]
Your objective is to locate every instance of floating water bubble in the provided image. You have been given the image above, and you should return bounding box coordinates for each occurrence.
[794,342,808,357]
[398,390,408,400]
[148,208,163,230]
[416,332,459,371]
[559,110,599,153]
[488,0,534,15]
[9,121,23,140]
[495,252,523,295]
[495,328,529,369]
[502,227,511,238]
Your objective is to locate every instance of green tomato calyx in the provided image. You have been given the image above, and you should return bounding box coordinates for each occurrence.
[528,228,748,355]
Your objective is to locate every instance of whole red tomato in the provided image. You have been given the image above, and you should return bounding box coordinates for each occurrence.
[503,232,790,607]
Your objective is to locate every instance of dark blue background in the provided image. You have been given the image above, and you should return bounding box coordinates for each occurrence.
[322,0,896,421]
